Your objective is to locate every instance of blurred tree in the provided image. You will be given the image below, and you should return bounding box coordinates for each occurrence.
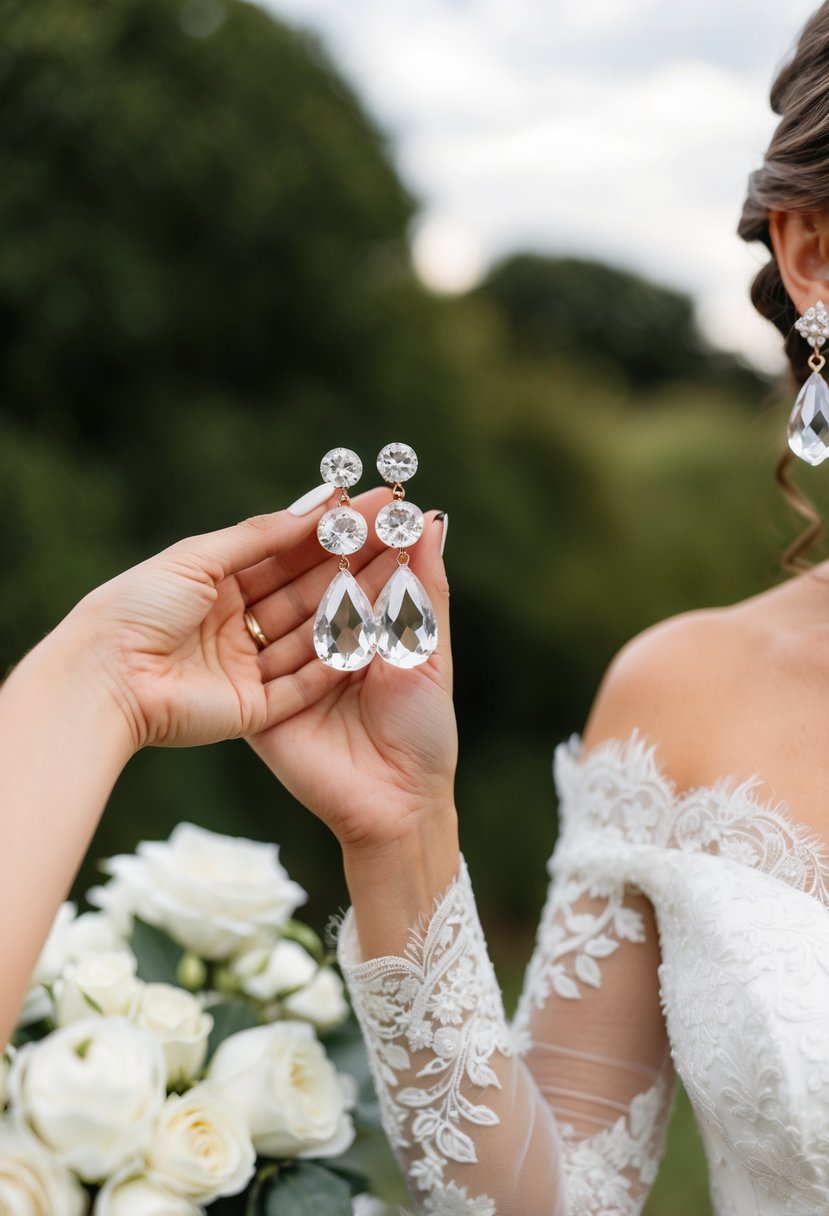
[0,0,799,947]
[480,254,763,396]
[0,0,465,915]
[0,9,795,1204]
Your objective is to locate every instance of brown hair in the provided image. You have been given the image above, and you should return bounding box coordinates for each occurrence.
[738,3,829,569]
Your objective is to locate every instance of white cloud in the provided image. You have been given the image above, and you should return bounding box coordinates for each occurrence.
[262,0,820,369]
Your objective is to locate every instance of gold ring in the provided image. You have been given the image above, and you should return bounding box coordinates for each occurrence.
[243,609,270,650]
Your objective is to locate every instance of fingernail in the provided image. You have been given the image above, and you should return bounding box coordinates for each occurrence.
[435,511,448,557]
[287,484,334,516]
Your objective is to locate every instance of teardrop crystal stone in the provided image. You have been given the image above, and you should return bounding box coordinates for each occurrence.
[788,371,829,465]
[314,570,377,670]
[374,566,438,668]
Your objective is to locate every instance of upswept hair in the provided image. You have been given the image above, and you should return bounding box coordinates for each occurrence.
[738,2,829,569]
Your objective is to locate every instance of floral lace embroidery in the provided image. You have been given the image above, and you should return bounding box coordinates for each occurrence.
[513,736,661,1035]
[554,732,829,912]
[338,860,508,1215]
[554,733,829,1214]
[514,870,646,1036]
[558,1068,674,1216]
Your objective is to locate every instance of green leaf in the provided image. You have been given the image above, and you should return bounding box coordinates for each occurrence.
[205,1001,262,1064]
[325,1164,370,1198]
[324,1020,380,1126]
[12,1017,53,1048]
[259,1162,353,1216]
[130,918,185,986]
[279,920,324,963]
[204,1191,249,1216]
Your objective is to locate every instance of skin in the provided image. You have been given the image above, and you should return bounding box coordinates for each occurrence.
[3,210,827,1050]
[0,487,456,1047]
[581,206,829,838]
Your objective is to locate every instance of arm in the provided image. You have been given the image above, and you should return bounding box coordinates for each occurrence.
[250,522,677,1213]
[338,818,672,1216]
[513,776,674,1212]
[0,613,134,1048]
[0,493,345,1046]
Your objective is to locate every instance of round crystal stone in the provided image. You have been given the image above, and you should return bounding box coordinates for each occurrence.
[377,443,418,484]
[320,447,362,488]
[317,507,368,555]
[375,501,423,548]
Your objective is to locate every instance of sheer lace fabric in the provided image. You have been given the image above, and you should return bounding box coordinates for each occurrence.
[338,860,566,1216]
[339,733,829,1214]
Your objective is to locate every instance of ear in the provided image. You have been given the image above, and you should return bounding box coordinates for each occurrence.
[769,210,829,310]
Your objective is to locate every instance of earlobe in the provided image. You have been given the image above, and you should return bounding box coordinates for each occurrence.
[769,209,829,309]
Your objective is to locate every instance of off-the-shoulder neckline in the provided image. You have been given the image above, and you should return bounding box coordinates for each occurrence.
[553,729,829,911]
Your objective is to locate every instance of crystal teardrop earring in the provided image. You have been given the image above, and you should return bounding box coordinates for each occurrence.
[313,448,378,671]
[373,442,438,668]
[789,301,829,465]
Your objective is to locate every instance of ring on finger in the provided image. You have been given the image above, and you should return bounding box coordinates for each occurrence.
[243,609,271,650]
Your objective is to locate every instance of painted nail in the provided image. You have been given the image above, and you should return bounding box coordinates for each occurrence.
[287,483,334,516]
[435,511,448,557]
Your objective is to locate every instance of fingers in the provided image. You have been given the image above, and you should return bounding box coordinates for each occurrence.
[162,484,389,594]
[238,486,405,635]
[233,486,393,606]
[254,509,451,684]
[165,504,331,589]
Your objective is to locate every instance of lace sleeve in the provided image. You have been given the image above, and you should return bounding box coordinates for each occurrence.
[338,737,675,1215]
[512,735,676,1214]
[338,859,565,1216]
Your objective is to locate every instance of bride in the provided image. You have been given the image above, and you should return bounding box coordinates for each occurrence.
[4,5,829,1213]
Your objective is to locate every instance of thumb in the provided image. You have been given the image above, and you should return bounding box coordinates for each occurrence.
[166,486,335,583]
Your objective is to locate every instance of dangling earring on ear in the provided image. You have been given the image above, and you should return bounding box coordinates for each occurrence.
[789,301,829,465]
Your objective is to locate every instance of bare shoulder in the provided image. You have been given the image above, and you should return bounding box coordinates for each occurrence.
[582,603,762,789]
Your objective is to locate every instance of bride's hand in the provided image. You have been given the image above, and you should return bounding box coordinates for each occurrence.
[244,487,456,853]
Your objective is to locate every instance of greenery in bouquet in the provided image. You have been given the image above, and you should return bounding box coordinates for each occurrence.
[1,823,391,1215]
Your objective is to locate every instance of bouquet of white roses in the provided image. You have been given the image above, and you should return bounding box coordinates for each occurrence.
[1,822,392,1216]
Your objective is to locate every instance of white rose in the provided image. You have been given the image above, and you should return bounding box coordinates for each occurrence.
[68,911,126,959]
[133,984,213,1084]
[232,941,348,1031]
[352,1197,393,1216]
[90,823,307,959]
[17,902,76,1026]
[96,1170,203,1216]
[207,1022,355,1159]
[232,938,316,1001]
[9,1016,167,1182]
[0,1121,87,1216]
[85,873,139,937]
[55,951,142,1025]
[284,968,349,1032]
[147,1085,255,1203]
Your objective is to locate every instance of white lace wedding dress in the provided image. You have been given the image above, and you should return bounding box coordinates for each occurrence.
[337,733,829,1216]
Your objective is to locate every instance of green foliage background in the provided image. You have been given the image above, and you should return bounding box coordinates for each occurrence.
[0,0,815,1208]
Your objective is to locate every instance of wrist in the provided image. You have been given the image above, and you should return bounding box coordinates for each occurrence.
[341,806,461,959]
[8,603,139,767]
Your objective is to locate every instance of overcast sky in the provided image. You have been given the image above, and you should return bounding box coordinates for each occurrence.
[262,0,821,371]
